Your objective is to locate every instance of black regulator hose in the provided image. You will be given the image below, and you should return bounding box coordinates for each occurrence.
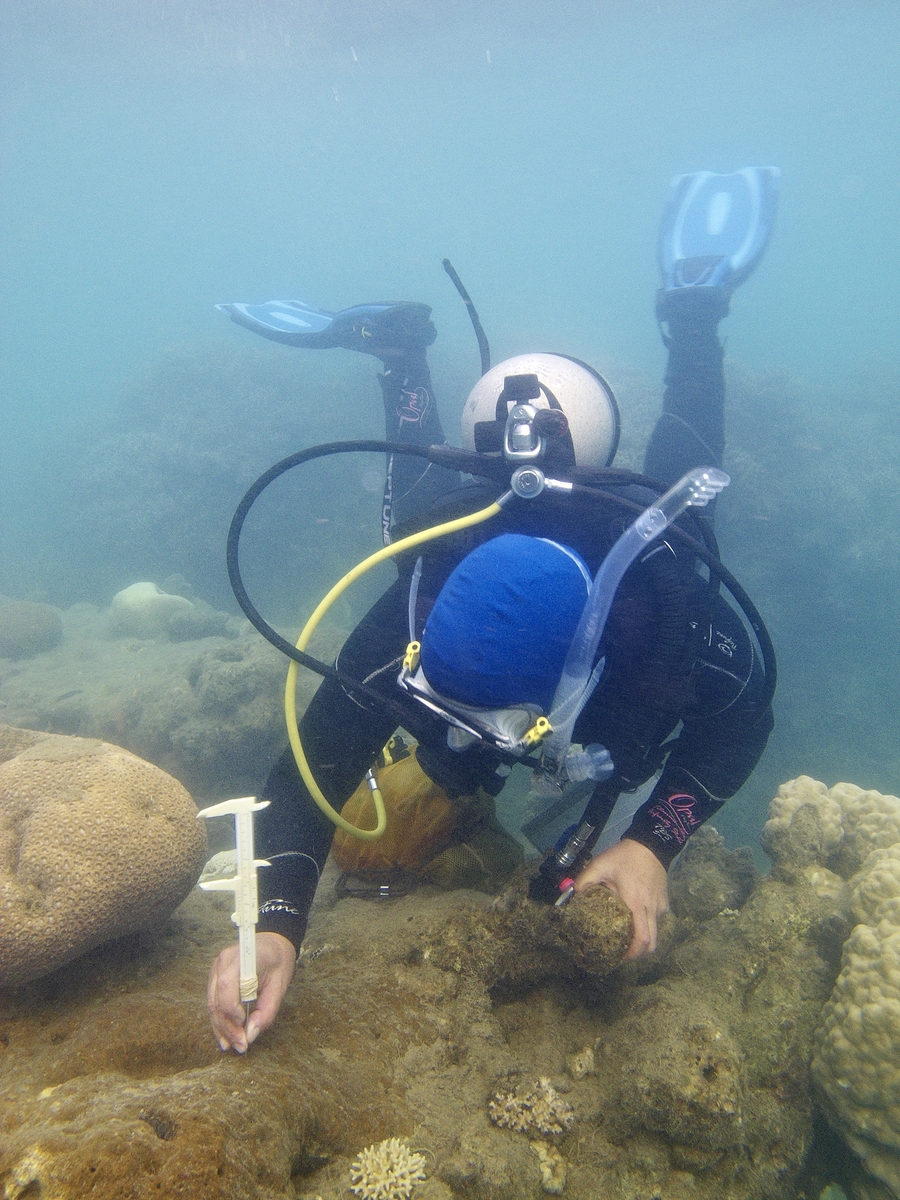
[228,441,430,710]
[442,258,491,376]
[227,442,775,721]
[226,439,505,729]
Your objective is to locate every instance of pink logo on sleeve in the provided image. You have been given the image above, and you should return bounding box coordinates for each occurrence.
[647,793,700,846]
[398,386,431,424]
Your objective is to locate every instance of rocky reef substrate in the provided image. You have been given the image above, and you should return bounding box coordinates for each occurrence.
[0,601,345,803]
[0,788,875,1200]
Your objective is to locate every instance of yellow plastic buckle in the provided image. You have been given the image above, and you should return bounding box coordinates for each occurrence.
[522,716,552,748]
[403,641,421,672]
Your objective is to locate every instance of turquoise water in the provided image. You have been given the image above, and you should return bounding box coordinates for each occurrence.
[3,1,897,419]
[1,0,899,817]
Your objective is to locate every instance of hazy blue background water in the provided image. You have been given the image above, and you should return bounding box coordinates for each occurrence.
[2,0,899,838]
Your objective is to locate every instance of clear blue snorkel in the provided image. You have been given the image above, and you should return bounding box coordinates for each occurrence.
[540,466,730,789]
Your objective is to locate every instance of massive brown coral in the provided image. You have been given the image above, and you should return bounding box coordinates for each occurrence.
[0,726,207,987]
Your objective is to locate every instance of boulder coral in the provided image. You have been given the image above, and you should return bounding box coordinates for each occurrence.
[108,581,230,641]
[0,725,207,988]
[763,776,900,1199]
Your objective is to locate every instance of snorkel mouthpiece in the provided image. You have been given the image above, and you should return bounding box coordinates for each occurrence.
[634,467,729,541]
[542,467,730,786]
[658,465,729,518]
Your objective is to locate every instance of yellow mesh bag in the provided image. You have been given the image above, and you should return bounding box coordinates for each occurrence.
[332,748,458,875]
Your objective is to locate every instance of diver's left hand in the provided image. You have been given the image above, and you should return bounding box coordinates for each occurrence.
[573,838,669,961]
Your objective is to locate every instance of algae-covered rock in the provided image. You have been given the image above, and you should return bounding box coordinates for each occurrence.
[0,728,207,987]
[0,600,63,659]
[421,882,631,989]
[669,824,759,922]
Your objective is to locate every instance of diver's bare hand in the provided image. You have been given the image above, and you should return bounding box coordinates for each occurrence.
[207,932,296,1053]
[573,837,669,961]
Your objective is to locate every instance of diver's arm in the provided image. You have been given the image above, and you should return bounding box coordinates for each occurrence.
[253,578,414,950]
[623,671,773,870]
[572,695,769,963]
[206,579,413,1050]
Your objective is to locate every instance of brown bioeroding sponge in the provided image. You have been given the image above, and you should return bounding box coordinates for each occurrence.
[0,600,63,659]
[607,986,746,1151]
[421,881,631,990]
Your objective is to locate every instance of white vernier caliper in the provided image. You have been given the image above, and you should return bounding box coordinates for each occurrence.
[196,796,270,1030]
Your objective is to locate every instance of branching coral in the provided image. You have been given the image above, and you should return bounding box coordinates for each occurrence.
[488,1077,575,1137]
[348,1137,427,1200]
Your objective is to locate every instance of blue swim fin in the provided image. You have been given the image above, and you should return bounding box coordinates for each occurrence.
[659,166,780,292]
[215,299,338,346]
[215,299,436,358]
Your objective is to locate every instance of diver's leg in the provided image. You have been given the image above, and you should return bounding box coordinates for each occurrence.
[218,294,457,536]
[642,288,730,489]
[645,166,779,496]
[377,348,459,538]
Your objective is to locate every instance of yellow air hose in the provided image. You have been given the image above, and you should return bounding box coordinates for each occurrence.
[285,498,506,839]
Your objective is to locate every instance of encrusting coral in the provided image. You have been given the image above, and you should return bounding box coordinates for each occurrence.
[488,1077,575,1137]
[348,1137,427,1200]
[530,1140,567,1194]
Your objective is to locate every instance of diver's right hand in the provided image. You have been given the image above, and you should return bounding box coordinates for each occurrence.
[207,932,296,1053]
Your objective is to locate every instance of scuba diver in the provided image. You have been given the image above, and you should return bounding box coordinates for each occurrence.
[208,167,780,1053]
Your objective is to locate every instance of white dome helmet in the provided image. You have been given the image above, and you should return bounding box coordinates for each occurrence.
[461,352,620,470]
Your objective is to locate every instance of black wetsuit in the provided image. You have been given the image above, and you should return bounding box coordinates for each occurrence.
[253,303,774,952]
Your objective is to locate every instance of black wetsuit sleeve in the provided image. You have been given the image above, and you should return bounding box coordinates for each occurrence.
[623,606,774,869]
[254,579,412,951]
